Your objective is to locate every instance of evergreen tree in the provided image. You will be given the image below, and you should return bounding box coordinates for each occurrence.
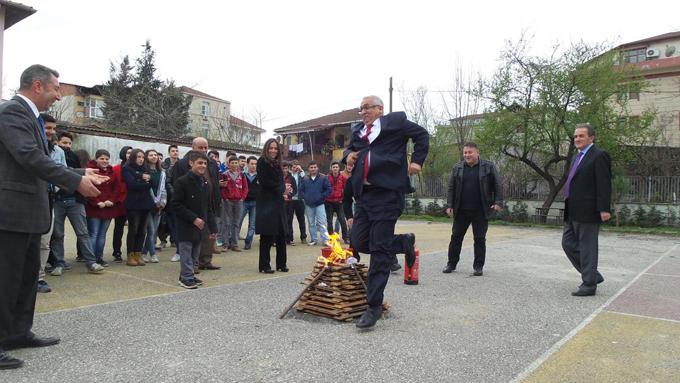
[101,40,190,138]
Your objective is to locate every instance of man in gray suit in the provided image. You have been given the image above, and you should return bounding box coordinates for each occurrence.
[0,64,107,369]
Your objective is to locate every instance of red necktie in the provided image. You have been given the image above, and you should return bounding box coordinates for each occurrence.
[362,124,373,182]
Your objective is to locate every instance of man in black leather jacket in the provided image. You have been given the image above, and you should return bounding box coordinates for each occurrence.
[444,142,502,276]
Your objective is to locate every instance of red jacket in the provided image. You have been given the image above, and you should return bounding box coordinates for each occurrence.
[220,171,249,201]
[111,163,128,218]
[325,172,347,203]
[86,161,122,220]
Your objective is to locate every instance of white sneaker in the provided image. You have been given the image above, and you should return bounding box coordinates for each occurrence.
[150,255,160,263]
[171,253,180,262]
[51,266,63,276]
[308,241,317,246]
[142,254,152,263]
[87,263,105,274]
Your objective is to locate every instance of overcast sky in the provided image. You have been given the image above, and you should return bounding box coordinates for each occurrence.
[3,0,679,136]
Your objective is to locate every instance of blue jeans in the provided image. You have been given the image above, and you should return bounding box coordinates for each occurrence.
[87,217,112,260]
[305,204,328,243]
[239,200,256,246]
[142,211,161,256]
[51,198,96,266]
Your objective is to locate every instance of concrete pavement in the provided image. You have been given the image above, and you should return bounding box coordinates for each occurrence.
[6,221,679,382]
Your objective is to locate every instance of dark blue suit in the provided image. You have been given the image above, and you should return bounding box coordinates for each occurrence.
[343,112,429,307]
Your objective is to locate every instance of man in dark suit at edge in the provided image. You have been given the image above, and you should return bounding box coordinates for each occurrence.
[0,64,107,369]
[561,123,611,297]
[343,95,429,329]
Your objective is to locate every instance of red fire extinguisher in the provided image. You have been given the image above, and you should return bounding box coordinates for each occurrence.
[404,248,420,285]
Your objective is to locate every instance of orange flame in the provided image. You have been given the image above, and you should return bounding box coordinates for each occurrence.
[317,232,353,266]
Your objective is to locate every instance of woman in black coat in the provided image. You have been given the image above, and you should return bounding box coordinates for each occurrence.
[256,138,289,273]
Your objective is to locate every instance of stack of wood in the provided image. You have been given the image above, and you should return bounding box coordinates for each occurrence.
[295,262,374,322]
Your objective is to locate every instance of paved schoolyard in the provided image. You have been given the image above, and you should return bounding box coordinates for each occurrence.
[5,222,680,382]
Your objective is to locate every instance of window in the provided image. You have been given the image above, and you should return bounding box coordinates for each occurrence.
[201,101,210,119]
[86,98,105,119]
[201,124,210,138]
[623,48,646,64]
[617,84,640,102]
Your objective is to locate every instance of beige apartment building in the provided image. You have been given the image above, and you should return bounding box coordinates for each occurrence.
[617,32,680,147]
[48,82,106,126]
[179,86,264,146]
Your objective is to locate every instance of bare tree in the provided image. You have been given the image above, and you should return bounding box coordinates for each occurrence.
[441,60,485,159]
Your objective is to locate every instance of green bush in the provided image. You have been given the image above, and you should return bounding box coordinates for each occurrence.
[668,207,678,227]
[511,201,529,223]
[644,206,663,227]
[425,199,446,217]
[497,204,511,222]
[411,197,423,215]
[617,205,631,226]
[633,206,646,227]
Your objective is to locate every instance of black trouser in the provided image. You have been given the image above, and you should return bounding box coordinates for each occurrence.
[350,186,405,307]
[325,201,348,241]
[562,220,602,288]
[0,230,40,344]
[447,208,488,270]
[112,215,127,255]
[291,200,307,241]
[126,210,149,253]
[259,230,287,271]
[285,202,295,243]
[157,211,169,243]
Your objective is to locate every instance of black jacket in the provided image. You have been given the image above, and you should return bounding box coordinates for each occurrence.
[255,157,287,236]
[171,171,217,242]
[564,145,611,223]
[244,171,260,202]
[447,159,503,220]
[171,153,221,217]
[343,111,429,196]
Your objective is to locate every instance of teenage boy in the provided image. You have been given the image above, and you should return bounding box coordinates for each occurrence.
[220,156,248,251]
[171,151,217,289]
[298,161,331,246]
[289,160,307,243]
[282,162,298,245]
[239,156,259,250]
[325,161,349,243]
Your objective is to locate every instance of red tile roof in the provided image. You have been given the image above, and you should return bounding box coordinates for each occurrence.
[179,86,230,104]
[274,108,361,134]
[230,115,265,132]
[619,31,680,49]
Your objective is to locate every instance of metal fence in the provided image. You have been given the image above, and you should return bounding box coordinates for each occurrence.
[411,174,680,204]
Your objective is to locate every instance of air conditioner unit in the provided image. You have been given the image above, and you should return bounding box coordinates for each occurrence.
[646,48,660,58]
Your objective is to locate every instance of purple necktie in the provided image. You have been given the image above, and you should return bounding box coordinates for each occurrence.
[563,151,584,199]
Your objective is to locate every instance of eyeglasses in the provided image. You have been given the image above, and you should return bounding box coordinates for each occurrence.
[359,104,380,112]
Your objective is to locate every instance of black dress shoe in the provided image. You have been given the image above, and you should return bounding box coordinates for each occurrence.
[597,274,604,284]
[356,306,382,329]
[276,267,289,272]
[401,233,416,268]
[3,335,60,351]
[442,264,456,273]
[0,351,23,370]
[199,264,221,270]
[472,269,483,276]
[390,263,402,272]
[259,269,274,274]
[571,286,596,296]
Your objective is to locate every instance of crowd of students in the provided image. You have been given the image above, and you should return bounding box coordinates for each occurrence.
[39,120,354,291]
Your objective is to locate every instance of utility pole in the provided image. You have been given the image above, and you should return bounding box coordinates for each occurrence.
[389,77,393,113]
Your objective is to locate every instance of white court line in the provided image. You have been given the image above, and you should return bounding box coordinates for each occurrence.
[644,272,680,279]
[510,243,680,383]
[604,310,680,325]
[104,269,181,289]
